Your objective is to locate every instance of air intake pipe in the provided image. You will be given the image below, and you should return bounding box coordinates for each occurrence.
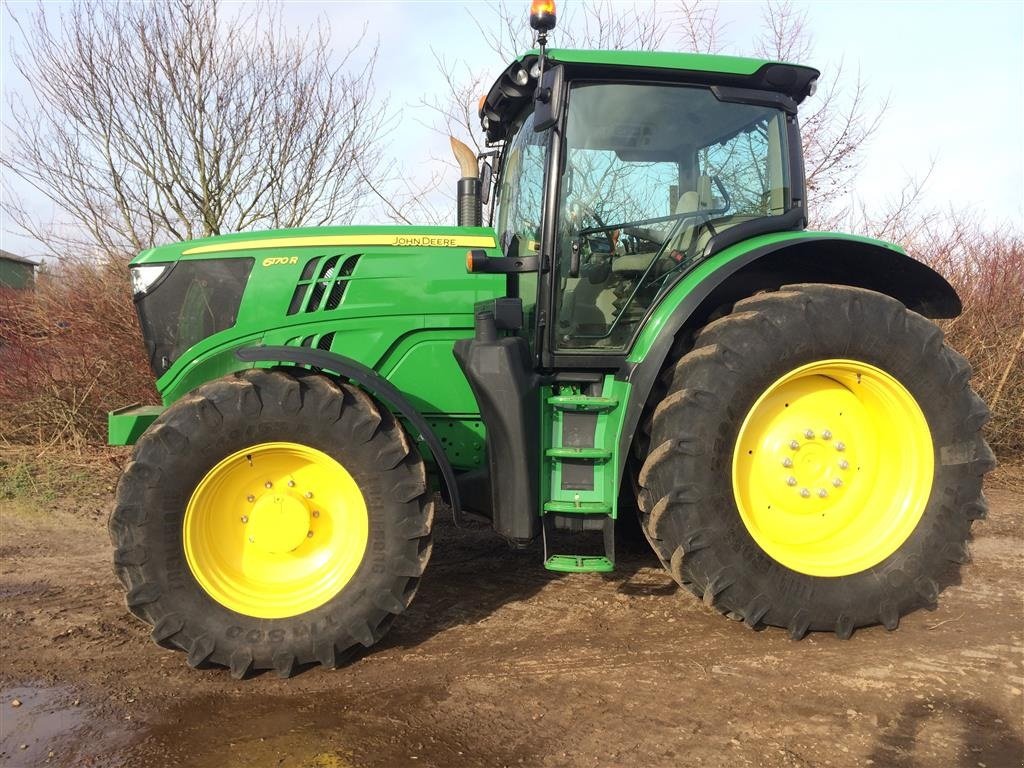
[450,136,481,227]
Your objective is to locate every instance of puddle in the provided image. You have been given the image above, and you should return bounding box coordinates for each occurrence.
[132,691,377,768]
[0,683,130,767]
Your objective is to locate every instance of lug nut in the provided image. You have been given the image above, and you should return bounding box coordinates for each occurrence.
[804,429,815,439]
[800,488,811,498]
[822,430,832,440]
[790,440,800,450]
[839,459,850,470]
[307,530,314,538]
[288,480,296,487]
[304,491,313,499]
[264,481,273,489]
[241,515,248,523]
[246,495,255,503]
[782,457,793,468]
[312,510,320,518]
[835,441,846,452]
[833,478,843,488]
[818,489,828,498]
[787,476,798,486]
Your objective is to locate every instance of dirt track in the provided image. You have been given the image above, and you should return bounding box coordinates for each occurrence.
[1,470,1022,768]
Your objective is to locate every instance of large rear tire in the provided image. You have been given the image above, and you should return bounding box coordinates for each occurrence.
[110,369,433,677]
[638,284,995,638]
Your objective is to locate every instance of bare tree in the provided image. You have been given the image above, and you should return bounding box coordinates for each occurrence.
[2,0,389,260]
[674,0,726,54]
[752,0,810,63]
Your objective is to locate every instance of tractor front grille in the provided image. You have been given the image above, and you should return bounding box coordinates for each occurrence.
[287,255,361,315]
[135,257,253,377]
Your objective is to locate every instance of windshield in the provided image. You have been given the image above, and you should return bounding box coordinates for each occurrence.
[554,82,792,351]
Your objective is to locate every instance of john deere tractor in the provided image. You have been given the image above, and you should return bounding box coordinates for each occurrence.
[108,2,993,677]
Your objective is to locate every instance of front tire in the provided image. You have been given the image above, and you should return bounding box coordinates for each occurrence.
[638,284,995,639]
[110,369,433,677]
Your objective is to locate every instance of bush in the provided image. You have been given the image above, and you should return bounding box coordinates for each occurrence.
[915,227,1024,459]
[0,256,157,447]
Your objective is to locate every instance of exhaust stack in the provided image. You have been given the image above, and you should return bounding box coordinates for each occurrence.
[450,137,481,227]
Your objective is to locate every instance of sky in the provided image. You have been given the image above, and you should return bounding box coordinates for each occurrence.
[1,0,1022,257]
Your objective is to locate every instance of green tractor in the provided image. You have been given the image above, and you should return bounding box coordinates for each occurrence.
[109,4,993,677]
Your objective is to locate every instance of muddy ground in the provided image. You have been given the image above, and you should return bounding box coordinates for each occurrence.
[1,455,1022,768]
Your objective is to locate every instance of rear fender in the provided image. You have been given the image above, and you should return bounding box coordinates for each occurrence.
[617,232,960,480]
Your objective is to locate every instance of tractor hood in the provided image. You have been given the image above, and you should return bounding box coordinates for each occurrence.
[128,225,503,391]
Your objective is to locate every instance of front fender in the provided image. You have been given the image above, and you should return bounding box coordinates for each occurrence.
[235,345,463,523]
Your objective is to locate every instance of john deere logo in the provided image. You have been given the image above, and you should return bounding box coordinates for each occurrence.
[391,235,459,247]
[262,256,299,267]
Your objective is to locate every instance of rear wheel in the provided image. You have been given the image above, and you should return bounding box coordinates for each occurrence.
[110,369,433,677]
[638,284,994,638]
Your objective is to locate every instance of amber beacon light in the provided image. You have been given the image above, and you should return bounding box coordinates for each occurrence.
[530,0,556,33]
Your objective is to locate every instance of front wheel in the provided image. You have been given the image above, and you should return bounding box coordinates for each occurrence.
[638,284,995,639]
[110,369,433,677]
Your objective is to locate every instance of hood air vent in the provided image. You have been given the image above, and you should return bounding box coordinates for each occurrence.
[286,254,361,315]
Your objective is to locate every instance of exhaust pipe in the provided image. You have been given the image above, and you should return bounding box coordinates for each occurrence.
[450,136,481,227]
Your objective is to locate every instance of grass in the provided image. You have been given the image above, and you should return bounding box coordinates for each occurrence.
[0,445,124,505]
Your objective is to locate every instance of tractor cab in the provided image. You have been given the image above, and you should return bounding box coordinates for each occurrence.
[472,48,816,365]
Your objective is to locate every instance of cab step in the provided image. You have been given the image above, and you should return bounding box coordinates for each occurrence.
[544,555,614,573]
[545,447,612,460]
[541,513,615,573]
[543,500,613,515]
[546,395,619,412]
[541,378,624,574]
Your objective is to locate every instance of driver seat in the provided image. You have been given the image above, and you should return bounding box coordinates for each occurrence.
[611,175,716,276]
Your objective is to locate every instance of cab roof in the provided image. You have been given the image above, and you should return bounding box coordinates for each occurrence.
[479,48,819,142]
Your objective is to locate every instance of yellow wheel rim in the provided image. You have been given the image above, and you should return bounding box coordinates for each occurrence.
[732,359,933,577]
[184,442,368,619]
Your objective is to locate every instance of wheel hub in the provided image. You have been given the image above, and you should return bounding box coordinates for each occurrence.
[781,430,851,510]
[247,492,311,554]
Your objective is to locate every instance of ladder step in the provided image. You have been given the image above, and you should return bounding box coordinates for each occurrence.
[544,555,615,573]
[543,500,613,515]
[545,447,612,460]
[546,395,619,412]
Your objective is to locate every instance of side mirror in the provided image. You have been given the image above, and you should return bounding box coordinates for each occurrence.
[480,159,494,205]
[533,65,564,132]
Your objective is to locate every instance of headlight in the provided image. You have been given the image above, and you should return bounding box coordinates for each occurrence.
[130,264,170,297]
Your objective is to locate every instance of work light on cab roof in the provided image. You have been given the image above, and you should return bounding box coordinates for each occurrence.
[107,0,992,679]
